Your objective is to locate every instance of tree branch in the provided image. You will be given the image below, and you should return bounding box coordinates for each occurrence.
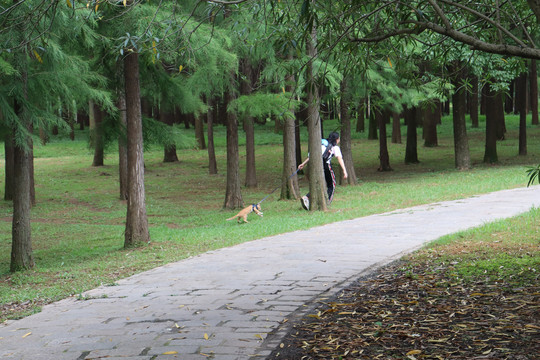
[436,0,529,48]
[350,27,425,43]
[206,0,249,4]
[419,20,540,60]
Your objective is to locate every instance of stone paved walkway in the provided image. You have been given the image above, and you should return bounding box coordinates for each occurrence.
[1,186,539,360]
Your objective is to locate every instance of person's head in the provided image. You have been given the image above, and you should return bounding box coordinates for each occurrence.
[327,131,340,146]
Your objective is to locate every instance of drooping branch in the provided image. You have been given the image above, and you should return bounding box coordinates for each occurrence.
[418,20,540,60]
[350,27,425,43]
[434,0,530,48]
[345,0,540,60]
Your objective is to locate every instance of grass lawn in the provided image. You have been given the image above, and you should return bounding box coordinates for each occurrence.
[0,113,539,322]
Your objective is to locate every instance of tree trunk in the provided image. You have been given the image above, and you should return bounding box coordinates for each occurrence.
[391,112,401,144]
[207,97,218,175]
[118,93,128,201]
[68,102,75,141]
[340,78,357,185]
[123,51,150,247]
[280,65,300,200]
[483,84,498,163]
[443,100,450,115]
[517,71,528,155]
[116,59,128,200]
[505,80,514,114]
[11,76,34,272]
[11,133,34,272]
[161,110,179,163]
[423,102,438,147]
[451,64,471,170]
[239,58,257,188]
[4,133,14,201]
[224,86,244,209]
[295,116,303,168]
[281,113,300,200]
[404,106,419,164]
[470,76,479,128]
[530,60,539,125]
[90,104,104,166]
[356,99,365,132]
[244,113,257,187]
[194,113,206,150]
[376,108,392,171]
[306,23,327,211]
[495,91,506,140]
[78,112,87,130]
[367,110,378,140]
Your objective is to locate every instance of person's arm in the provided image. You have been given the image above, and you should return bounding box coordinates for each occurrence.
[298,157,309,170]
[336,155,348,179]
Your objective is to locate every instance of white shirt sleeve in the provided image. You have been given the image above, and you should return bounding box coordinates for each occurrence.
[332,146,342,159]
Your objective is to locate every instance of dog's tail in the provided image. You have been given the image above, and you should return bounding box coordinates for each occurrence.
[226,216,236,221]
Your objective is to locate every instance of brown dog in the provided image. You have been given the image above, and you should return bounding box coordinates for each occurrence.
[226,204,263,223]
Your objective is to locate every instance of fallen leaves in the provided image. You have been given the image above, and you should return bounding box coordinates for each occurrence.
[271,259,539,359]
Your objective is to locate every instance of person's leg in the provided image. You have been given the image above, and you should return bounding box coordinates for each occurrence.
[324,163,336,203]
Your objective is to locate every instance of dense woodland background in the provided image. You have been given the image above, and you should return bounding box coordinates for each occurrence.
[1,0,539,273]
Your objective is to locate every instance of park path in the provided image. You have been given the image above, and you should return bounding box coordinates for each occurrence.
[1,186,539,360]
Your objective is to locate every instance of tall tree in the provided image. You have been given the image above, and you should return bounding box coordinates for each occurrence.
[206,97,218,175]
[11,80,34,272]
[223,85,244,209]
[367,111,378,140]
[194,113,206,150]
[423,101,438,147]
[281,63,300,199]
[3,133,14,201]
[118,93,128,200]
[516,71,528,156]
[484,83,499,163]
[239,58,257,188]
[305,21,328,211]
[376,108,392,171]
[530,60,539,126]
[391,112,401,144]
[90,102,104,166]
[450,63,471,170]
[470,76,479,128]
[404,106,419,164]
[161,110,179,163]
[123,50,150,247]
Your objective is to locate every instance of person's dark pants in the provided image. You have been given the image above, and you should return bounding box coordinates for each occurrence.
[305,162,336,204]
[323,162,336,203]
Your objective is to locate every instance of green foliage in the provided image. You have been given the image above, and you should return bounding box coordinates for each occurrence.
[229,92,300,121]
[142,117,196,150]
[0,56,16,76]
[526,164,540,187]
[0,0,112,148]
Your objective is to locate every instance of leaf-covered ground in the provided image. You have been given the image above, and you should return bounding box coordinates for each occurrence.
[270,257,539,360]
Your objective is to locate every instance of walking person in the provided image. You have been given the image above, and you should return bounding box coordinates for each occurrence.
[298,131,348,210]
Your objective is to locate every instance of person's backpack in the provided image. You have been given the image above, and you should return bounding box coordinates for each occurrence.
[322,138,333,162]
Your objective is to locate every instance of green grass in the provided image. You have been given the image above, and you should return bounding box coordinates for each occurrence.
[0,113,539,321]
[415,208,540,285]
